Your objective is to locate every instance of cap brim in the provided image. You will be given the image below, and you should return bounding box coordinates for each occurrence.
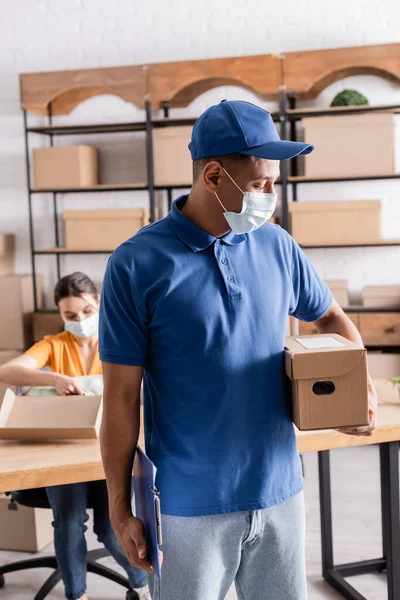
[239,140,314,160]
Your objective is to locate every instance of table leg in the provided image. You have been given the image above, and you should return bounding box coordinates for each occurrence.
[380,441,400,600]
[318,450,334,574]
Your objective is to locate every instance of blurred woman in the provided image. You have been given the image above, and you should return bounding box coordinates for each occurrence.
[0,272,150,600]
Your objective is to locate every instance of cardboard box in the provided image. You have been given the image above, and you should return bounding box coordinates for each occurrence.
[325,280,349,307]
[303,114,394,177]
[0,494,53,552]
[33,311,64,342]
[367,352,400,379]
[153,126,193,186]
[0,275,43,350]
[362,285,400,309]
[33,145,99,189]
[64,209,151,251]
[0,234,15,276]
[0,350,19,407]
[290,201,381,246]
[285,334,368,430]
[0,389,103,441]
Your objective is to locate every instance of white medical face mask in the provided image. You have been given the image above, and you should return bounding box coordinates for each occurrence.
[65,312,98,339]
[215,168,277,235]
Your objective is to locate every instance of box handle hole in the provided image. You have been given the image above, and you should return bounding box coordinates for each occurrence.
[313,381,336,396]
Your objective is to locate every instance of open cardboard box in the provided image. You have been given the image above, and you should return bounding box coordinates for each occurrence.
[0,389,102,441]
[285,334,369,431]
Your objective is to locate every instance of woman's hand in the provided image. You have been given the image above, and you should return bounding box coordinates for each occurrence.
[53,374,86,396]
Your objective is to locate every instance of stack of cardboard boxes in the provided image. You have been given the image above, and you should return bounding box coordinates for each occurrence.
[0,234,22,406]
[33,145,154,251]
[0,233,54,552]
[290,113,397,248]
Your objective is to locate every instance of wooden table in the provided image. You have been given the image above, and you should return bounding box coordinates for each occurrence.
[298,380,400,600]
[0,380,399,600]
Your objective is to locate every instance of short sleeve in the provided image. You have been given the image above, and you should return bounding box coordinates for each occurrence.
[25,339,52,370]
[99,258,148,367]
[289,238,333,322]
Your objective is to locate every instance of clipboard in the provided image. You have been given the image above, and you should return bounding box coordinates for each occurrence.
[133,446,163,579]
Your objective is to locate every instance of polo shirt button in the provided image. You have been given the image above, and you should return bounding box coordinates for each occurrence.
[221,258,227,265]
[215,240,221,246]
[228,276,234,283]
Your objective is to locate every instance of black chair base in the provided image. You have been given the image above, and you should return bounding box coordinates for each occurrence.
[0,547,129,600]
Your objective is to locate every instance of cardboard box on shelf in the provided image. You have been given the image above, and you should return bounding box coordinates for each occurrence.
[64,209,151,251]
[303,113,394,177]
[362,285,400,309]
[0,389,103,441]
[33,311,64,342]
[0,234,15,277]
[325,280,349,307]
[290,200,381,246]
[153,126,193,186]
[0,494,53,552]
[285,334,368,430]
[33,146,98,189]
[0,350,19,407]
[0,274,43,350]
[367,352,400,380]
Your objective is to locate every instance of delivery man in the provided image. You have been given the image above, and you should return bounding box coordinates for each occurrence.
[99,100,377,600]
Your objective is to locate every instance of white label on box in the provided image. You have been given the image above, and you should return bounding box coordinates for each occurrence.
[295,337,345,349]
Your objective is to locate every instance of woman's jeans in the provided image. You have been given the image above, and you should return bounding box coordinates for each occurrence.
[46,479,147,600]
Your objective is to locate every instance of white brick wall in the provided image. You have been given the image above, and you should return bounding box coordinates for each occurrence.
[1,0,400,306]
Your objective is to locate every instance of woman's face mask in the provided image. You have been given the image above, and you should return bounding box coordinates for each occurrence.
[64,312,99,338]
[215,167,277,235]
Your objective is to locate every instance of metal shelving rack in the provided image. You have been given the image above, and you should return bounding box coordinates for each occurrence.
[279,94,400,600]
[279,93,400,214]
[24,94,400,315]
[278,91,400,321]
[23,101,200,310]
[22,84,400,600]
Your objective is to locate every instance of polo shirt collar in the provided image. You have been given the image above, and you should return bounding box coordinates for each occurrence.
[167,195,247,252]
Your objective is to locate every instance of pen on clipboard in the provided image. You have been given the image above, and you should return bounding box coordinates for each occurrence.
[150,485,163,545]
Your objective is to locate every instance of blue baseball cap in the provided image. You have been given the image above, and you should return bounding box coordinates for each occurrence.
[189,99,314,161]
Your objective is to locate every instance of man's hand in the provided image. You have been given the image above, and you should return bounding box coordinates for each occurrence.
[112,513,163,574]
[336,378,378,437]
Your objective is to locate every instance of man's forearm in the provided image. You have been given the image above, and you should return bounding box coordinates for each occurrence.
[314,305,376,397]
[100,389,141,524]
[315,310,363,346]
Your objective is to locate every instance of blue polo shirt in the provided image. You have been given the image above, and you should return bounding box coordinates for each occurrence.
[99,196,332,517]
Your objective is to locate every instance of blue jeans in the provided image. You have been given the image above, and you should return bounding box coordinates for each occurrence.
[46,480,147,600]
[148,492,307,600]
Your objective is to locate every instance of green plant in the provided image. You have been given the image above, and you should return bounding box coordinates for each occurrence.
[331,89,369,107]
[390,376,400,386]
